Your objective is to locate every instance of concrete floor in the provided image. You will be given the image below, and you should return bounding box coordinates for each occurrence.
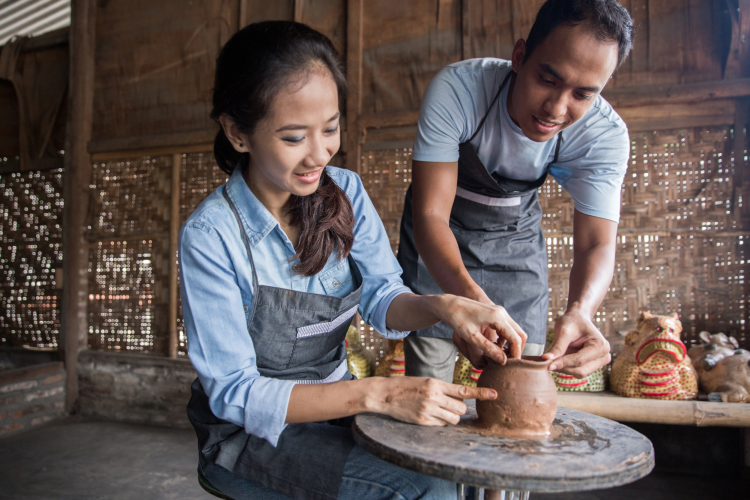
[0,418,747,500]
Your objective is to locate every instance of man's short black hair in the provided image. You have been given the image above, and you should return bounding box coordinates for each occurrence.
[524,0,634,69]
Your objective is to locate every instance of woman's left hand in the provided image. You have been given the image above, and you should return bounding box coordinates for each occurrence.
[437,295,527,367]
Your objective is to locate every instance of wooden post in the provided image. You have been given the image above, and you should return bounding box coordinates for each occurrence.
[345,0,363,173]
[461,0,471,60]
[168,153,181,358]
[61,0,96,413]
[294,0,305,23]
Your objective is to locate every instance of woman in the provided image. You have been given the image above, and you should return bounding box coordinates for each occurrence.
[180,21,527,500]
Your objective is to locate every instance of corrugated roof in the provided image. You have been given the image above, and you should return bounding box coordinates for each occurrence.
[0,0,71,46]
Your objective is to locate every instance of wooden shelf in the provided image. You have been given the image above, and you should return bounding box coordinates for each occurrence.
[557,391,750,427]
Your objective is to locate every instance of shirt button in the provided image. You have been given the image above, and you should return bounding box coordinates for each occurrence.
[332,279,340,288]
[244,305,249,312]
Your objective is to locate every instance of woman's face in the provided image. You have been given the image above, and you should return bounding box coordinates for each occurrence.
[226,69,341,204]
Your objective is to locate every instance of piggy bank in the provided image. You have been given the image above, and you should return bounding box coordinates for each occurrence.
[545,329,607,391]
[453,353,482,387]
[688,331,750,403]
[610,312,697,400]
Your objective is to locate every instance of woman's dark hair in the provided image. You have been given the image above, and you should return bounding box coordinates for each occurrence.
[211,21,353,277]
[524,0,634,70]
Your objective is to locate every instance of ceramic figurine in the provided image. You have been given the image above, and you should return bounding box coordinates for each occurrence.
[688,332,739,371]
[345,326,375,379]
[610,312,697,400]
[544,329,607,391]
[453,353,482,387]
[374,339,405,377]
[688,331,750,403]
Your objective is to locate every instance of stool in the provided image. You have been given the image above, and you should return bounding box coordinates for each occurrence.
[198,467,235,500]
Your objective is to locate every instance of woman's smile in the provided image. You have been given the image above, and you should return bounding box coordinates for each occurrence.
[294,168,324,184]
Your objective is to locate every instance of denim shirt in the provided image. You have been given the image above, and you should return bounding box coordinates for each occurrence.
[179,166,411,446]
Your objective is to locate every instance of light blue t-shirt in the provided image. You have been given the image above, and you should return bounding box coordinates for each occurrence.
[179,167,411,446]
[413,58,629,222]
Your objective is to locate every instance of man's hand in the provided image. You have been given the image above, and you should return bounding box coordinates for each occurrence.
[542,308,611,378]
[437,295,527,367]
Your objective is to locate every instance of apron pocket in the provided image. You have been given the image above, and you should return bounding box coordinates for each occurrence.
[450,195,521,231]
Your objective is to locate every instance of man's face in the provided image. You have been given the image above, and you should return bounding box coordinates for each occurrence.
[508,23,619,143]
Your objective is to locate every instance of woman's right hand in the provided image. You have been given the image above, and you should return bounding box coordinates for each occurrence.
[370,376,497,426]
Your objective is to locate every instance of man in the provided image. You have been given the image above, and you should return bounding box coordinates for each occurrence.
[397,0,634,381]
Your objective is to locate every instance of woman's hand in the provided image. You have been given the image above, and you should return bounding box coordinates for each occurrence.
[371,377,497,426]
[437,295,527,368]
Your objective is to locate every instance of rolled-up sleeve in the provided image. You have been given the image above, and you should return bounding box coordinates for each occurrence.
[341,173,411,339]
[179,223,295,446]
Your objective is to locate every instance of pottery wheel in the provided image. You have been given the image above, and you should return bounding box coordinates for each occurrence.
[352,403,654,492]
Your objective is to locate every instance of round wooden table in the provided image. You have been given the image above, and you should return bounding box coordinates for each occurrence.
[352,403,654,499]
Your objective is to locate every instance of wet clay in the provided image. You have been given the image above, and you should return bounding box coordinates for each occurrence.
[475,357,557,437]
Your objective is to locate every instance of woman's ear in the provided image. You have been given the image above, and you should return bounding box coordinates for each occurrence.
[219,115,250,153]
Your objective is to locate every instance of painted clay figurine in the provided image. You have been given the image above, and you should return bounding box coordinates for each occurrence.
[374,339,405,377]
[544,329,607,391]
[475,357,557,437]
[610,312,697,400]
[453,353,482,387]
[345,326,375,379]
[688,331,750,403]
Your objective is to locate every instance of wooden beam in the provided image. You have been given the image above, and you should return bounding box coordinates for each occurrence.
[61,0,96,414]
[558,391,750,427]
[91,143,212,162]
[18,27,69,53]
[345,0,363,173]
[168,154,181,358]
[88,129,217,155]
[603,78,750,108]
[618,99,736,132]
[358,110,420,131]
[0,157,64,175]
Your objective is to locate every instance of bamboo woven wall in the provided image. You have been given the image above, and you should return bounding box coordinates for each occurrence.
[0,167,64,349]
[356,124,750,352]
[86,151,228,355]
[87,156,172,352]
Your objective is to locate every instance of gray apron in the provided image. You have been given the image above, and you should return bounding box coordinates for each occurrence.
[397,72,561,353]
[187,186,362,500]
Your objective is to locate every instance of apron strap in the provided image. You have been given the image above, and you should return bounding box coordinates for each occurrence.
[467,71,513,144]
[222,185,260,316]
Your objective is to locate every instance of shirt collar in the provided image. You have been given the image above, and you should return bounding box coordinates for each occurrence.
[225,168,278,247]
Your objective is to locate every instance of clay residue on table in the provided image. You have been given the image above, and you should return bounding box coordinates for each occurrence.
[458,416,611,455]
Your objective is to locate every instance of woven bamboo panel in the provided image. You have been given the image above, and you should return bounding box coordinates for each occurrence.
[89,156,172,239]
[88,156,173,353]
[176,152,228,355]
[543,126,749,350]
[0,169,64,349]
[359,125,750,355]
[360,148,414,253]
[88,237,170,352]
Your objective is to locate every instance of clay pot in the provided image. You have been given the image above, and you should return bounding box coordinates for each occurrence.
[475,357,558,437]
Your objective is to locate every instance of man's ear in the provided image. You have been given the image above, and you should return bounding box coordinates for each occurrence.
[219,115,250,153]
[510,38,527,73]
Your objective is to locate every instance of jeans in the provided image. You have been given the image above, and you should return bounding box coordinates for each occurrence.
[200,444,457,500]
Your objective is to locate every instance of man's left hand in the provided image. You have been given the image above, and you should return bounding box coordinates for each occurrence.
[541,309,611,378]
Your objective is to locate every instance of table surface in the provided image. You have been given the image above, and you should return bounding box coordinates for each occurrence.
[352,403,654,492]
